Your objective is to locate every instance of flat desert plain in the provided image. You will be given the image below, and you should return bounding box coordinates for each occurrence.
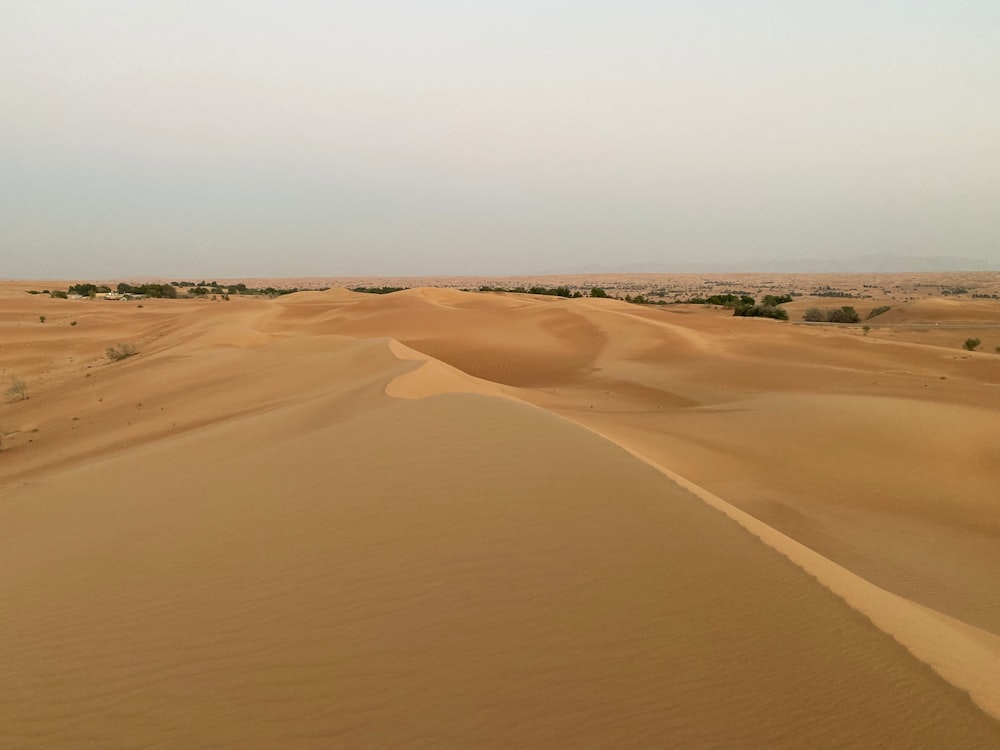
[1,276,999,748]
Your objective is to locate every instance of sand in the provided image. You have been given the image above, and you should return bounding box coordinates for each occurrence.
[2,279,999,747]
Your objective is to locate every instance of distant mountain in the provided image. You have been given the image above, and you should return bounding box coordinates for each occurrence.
[537,253,994,275]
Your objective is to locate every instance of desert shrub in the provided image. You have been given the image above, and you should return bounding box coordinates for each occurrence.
[734,304,788,320]
[5,376,27,401]
[803,307,826,322]
[70,321,78,326]
[762,294,794,306]
[484,285,577,298]
[964,338,981,351]
[527,285,573,297]
[827,306,860,324]
[351,286,406,294]
[862,325,871,335]
[590,287,608,298]
[39,315,46,323]
[813,286,858,298]
[106,342,139,361]
[804,306,860,324]
[867,305,892,319]
[50,290,68,299]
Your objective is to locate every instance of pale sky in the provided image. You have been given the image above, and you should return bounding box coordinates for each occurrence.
[2,1,999,277]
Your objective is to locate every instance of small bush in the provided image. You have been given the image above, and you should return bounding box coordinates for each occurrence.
[590,287,608,298]
[50,290,68,299]
[827,306,860,324]
[70,321,78,326]
[353,286,407,294]
[761,305,789,320]
[39,315,46,323]
[803,306,860,324]
[5,376,27,401]
[106,342,139,361]
[964,338,981,351]
[762,294,794,306]
[803,307,826,322]
[867,305,892,319]
[863,325,871,335]
[734,303,788,320]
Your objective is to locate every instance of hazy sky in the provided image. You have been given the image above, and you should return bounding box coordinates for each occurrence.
[2,1,999,277]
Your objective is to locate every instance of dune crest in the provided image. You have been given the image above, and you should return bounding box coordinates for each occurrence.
[384,328,1000,722]
[579,432,1000,721]
[384,339,522,402]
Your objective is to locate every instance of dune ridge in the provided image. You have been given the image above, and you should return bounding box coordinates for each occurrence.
[382,324,1000,722]
[384,339,524,402]
[562,428,1000,723]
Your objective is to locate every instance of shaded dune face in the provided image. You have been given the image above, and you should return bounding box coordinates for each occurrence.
[1,285,999,747]
[273,290,610,386]
[398,304,606,387]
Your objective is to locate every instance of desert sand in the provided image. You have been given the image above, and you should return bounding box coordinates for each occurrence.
[2,278,999,747]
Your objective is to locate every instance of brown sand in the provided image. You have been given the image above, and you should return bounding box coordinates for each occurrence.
[2,281,999,747]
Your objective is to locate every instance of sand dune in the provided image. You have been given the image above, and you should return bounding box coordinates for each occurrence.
[2,283,999,747]
[874,297,1000,325]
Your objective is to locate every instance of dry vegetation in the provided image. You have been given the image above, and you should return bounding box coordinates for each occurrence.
[105,342,138,361]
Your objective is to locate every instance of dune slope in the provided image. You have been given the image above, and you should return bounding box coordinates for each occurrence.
[1,285,999,747]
